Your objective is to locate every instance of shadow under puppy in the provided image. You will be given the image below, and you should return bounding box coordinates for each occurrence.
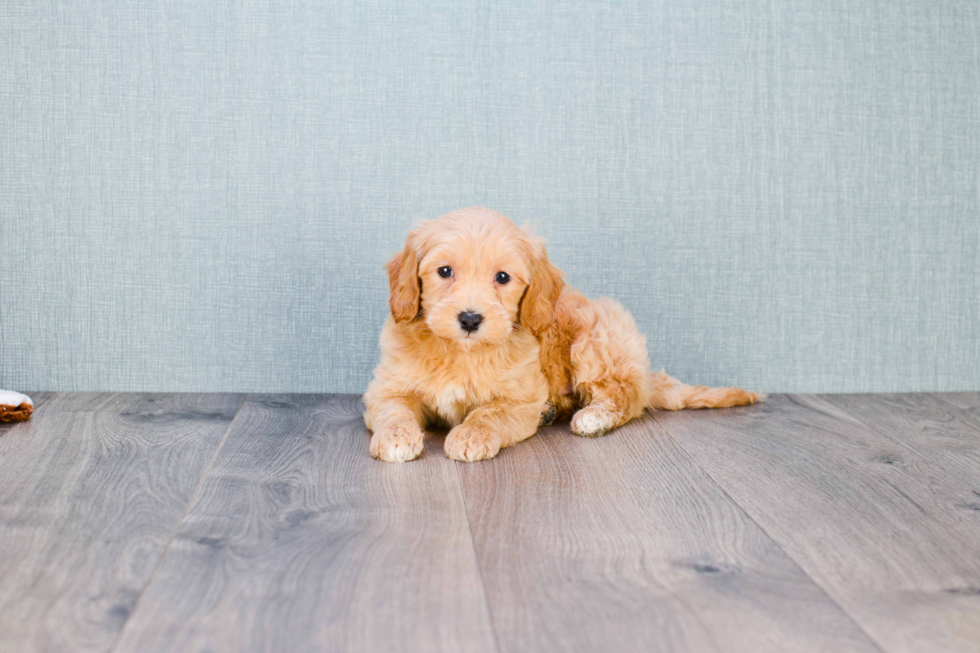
[364,207,761,462]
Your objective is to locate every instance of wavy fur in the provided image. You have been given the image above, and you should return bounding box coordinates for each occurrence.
[364,207,761,462]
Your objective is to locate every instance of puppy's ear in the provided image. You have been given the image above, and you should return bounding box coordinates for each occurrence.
[386,233,421,323]
[519,236,565,335]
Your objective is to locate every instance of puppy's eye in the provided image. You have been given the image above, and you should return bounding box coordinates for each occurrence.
[437,266,453,278]
[495,271,510,284]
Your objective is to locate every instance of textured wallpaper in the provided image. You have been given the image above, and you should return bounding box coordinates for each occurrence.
[1,1,978,393]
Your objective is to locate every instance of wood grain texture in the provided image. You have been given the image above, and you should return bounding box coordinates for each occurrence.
[0,392,244,653]
[654,394,980,653]
[113,394,497,653]
[456,414,880,653]
[822,392,980,489]
[934,392,980,411]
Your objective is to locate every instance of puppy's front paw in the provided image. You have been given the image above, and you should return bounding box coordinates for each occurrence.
[370,424,424,463]
[571,405,616,438]
[444,423,501,462]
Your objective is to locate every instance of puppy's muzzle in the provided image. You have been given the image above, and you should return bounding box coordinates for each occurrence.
[458,311,483,333]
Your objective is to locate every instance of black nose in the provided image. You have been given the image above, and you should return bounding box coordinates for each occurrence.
[458,311,483,333]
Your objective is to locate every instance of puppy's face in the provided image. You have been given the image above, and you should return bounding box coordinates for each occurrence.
[418,228,530,345]
[386,207,564,346]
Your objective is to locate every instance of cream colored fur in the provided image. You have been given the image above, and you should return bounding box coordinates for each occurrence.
[364,207,761,462]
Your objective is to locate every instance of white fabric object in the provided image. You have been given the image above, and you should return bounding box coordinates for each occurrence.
[0,390,33,408]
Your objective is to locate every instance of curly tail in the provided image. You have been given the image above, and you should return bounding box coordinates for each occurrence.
[648,370,764,411]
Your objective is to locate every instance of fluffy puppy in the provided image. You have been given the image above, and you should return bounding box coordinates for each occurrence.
[364,207,761,463]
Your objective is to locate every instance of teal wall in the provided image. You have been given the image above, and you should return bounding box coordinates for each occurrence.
[1,1,978,393]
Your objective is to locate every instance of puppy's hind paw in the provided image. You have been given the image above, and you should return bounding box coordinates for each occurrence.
[539,402,557,427]
[370,424,424,463]
[571,405,616,438]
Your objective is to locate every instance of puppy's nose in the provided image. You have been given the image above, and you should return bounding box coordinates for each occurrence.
[458,311,483,333]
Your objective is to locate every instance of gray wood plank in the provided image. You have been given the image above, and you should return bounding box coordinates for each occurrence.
[822,392,980,483]
[0,392,244,653]
[113,394,497,653]
[457,415,881,653]
[934,392,980,411]
[653,394,980,653]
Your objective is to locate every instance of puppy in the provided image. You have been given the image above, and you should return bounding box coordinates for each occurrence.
[364,207,761,462]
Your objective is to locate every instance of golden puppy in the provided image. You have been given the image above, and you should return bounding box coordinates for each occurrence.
[364,207,761,462]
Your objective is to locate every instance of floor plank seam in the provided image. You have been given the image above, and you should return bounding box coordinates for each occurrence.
[454,461,503,653]
[33,395,55,411]
[800,393,980,480]
[647,409,890,653]
[806,395,928,460]
[105,393,250,653]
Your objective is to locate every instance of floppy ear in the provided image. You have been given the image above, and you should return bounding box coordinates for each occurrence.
[385,234,421,323]
[519,237,565,335]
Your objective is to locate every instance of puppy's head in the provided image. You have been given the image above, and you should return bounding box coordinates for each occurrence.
[386,207,564,346]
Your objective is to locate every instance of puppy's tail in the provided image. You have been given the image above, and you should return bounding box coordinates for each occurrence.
[647,370,764,411]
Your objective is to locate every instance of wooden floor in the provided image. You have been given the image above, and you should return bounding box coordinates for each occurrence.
[1,393,979,652]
